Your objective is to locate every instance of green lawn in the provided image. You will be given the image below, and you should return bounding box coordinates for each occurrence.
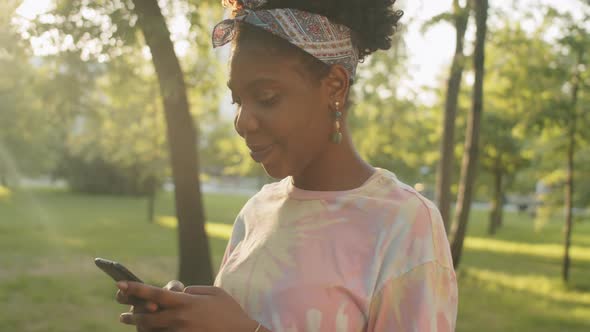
[0,188,589,331]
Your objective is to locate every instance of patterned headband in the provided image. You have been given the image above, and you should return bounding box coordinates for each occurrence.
[211,0,360,78]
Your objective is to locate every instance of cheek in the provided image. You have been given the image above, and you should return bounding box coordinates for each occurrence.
[279,103,330,162]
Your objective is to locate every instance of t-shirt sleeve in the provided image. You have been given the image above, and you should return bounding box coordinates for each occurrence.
[218,213,246,271]
[367,261,458,331]
[218,240,232,270]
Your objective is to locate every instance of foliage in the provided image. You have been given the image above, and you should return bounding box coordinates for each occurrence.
[199,121,265,178]
[478,20,536,195]
[0,1,61,182]
[52,50,169,195]
[351,28,440,189]
[10,0,225,194]
[519,7,590,220]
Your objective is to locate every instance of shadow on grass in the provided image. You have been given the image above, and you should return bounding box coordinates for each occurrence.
[571,233,590,248]
[458,269,590,332]
[458,214,590,332]
[458,232,590,332]
[566,281,590,293]
[463,246,590,287]
[465,236,590,262]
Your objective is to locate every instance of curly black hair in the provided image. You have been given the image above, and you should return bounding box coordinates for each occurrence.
[230,0,403,85]
[261,0,404,61]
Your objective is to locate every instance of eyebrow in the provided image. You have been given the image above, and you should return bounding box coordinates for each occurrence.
[226,78,281,92]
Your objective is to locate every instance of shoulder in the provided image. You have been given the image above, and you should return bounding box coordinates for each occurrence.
[238,177,289,213]
[370,169,454,288]
[230,177,290,227]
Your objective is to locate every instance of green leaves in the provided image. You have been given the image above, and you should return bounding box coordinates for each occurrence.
[5,0,225,193]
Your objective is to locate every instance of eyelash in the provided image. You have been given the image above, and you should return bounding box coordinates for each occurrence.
[231,96,278,108]
[258,96,278,107]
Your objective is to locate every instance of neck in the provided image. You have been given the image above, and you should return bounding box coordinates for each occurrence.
[291,132,375,191]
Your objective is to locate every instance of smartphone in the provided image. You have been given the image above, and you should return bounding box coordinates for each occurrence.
[94,257,144,283]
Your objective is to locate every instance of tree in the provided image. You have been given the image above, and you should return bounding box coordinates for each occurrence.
[478,21,538,234]
[350,23,441,188]
[485,9,571,230]
[479,113,528,235]
[517,6,590,282]
[131,0,213,285]
[52,50,170,224]
[555,13,589,282]
[424,0,471,232]
[450,0,489,268]
[0,0,60,186]
[24,0,222,285]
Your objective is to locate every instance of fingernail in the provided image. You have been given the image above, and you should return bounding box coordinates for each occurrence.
[117,281,128,291]
[119,313,131,324]
[148,302,158,312]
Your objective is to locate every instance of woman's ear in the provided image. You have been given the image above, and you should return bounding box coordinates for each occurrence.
[323,64,350,106]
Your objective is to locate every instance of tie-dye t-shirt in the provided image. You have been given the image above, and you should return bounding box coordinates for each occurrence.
[214,168,458,331]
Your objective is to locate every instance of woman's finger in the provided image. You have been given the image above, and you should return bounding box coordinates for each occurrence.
[116,289,131,304]
[117,281,188,307]
[164,280,185,292]
[132,280,183,313]
[131,303,159,313]
[183,285,221,296]
[118,281,184,311]
[120,309,180,329]
[117,289,159,312]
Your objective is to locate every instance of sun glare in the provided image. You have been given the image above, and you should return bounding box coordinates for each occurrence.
[15,0,52,20]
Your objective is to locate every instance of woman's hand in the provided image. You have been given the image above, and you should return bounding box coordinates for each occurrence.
[117,281,259,332]
[116,280,185,332]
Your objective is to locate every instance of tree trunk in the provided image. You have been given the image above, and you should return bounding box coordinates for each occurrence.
[488,162,503,236]
[563,117,575,283]
[496,194,504,228]
[133,0,213,285]
[436,0,470,233]
[563,49,581,283]
[450,0,489,269]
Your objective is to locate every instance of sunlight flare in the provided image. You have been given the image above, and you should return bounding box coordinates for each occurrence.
[156,216,233,240]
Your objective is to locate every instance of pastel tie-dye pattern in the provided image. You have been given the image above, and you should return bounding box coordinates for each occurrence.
[214,168,458,331]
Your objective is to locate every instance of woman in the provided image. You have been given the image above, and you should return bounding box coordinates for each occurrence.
[116,0,458,331]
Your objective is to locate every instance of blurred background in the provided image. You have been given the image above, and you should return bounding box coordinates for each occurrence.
[1,0,589,331]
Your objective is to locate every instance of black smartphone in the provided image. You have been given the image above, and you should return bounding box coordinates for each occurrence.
[94,257,143,283]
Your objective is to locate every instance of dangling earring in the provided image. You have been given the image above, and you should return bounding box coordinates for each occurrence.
[332,101,343,144]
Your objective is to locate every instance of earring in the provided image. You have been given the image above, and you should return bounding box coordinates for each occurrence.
[332,101,343,144]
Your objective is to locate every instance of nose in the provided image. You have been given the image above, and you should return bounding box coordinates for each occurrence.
[234,104,260,138]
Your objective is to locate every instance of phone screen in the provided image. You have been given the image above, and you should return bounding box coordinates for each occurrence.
[94,257,143,283]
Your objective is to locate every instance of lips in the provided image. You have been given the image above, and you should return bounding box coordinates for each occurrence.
[248,143,274,163]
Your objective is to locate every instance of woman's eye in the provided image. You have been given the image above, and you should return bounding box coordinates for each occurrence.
[258,95,279,107]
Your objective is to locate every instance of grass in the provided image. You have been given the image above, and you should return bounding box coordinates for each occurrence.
[0,188,589,331]
[0,185,11,202]
[458,211,590,332]
[0,188,248,332]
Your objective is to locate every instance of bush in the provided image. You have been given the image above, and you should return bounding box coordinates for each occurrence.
[54,154,162,196]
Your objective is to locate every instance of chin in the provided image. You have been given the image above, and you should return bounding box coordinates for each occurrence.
[261,164,287,180]
[260,160,294,180]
